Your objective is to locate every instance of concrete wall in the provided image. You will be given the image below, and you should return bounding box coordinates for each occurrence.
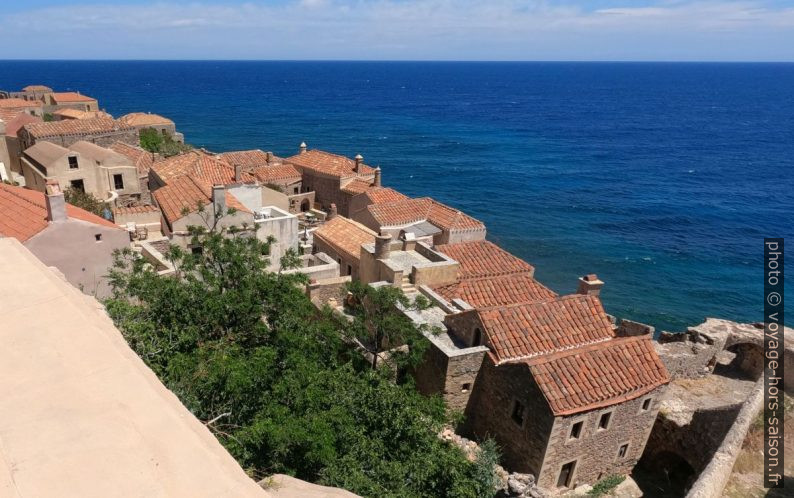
[114,210,161,234]
[23,219,130,297]
[169,209,254,248]
[260,186,290,212]
[254,207,299,268]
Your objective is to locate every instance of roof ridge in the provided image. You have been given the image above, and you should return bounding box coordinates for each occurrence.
[522,334,648,367]
[476,292,596,312]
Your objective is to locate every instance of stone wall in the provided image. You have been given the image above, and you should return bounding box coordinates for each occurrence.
[22,128,139,150]
[306,276,352,307]
[301,172,342,210]
[537,384,666,490]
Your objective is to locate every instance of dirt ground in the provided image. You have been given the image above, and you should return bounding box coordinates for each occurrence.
[722,393,793,498]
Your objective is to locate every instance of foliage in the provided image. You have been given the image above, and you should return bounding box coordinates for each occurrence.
[473,439,502,494]
[588,474,626,496]
[105,221,495,497]
[345,280,431,371]
[139,127,192,157]
[264,182,284,193]
[42,112,54,122]
[64,187,106,216]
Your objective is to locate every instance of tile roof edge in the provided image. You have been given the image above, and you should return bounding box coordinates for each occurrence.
[493,336,614,366]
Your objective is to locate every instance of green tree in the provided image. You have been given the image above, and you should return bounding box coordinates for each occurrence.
[64,187,105,217]
[105,221,497,498]
[139,127,192,157]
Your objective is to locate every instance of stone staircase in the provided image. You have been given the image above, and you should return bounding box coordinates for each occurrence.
[400,275,417,296]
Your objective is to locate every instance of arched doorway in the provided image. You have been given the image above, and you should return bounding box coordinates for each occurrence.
[300,199,310,212]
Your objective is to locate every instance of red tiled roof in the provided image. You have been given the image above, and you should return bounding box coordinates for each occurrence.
[23,117,134,138]
[152,151,255,186]
[366,197,484,231]
[217,149,277,169]
[313,216,377,261]
[363,187,408,205]
[118,112,173,127]
[0,98,42,109]
[110,142,155,177]
[0,111,40,137]
[341,178,372,195]
[436,240,535,279]
[113,204,160,216]
[53,109,112,120]
[475,294,615,364]
[51,92,97,103]
[286,149,375,177]
[152,176,250,225]
[251,164,302,184]
[433,273,556,308]
[0,183,119,242]
[526,335,670,415]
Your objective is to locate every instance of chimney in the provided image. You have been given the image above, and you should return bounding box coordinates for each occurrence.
[375,233,392,260]
[45,180,67,222]
[577,274,604,296]
[299,142,307,155]
[234,164,243,182]
[327,203,338,220]
[266,151,274,164]
[354,154,363,174]
[374,167,382,187]
[212,185,226,215]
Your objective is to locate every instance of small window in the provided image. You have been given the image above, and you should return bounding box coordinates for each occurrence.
[70,179,85,192]
[94,234,102,242]
[113,174,124,190]
[618,443,629,459]
[337,258,341,264]
[557,461,576,488]
[293,187,299,194]
[642,398,652,411]
[461,383,471,393]
[598,411,612,431]
[68,156,78,169]
[472,327,482,347]
[347,264,352,276]
[569,421,583,440]
[511,400,525,426]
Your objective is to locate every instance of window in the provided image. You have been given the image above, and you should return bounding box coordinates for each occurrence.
[569,421,583,440]
[68,156,78,169]
[472,328,482,347]
[461,383,471,393]
[94,234,102,242]
[557,461,576,488]
[598,411,612,431]
[70,179,85,192]
[113,174,124,190]
[293,187,299,194]
[642,398,652,411]
[511,400,525,426]
[347,264,352,276]
[618,443,629,459]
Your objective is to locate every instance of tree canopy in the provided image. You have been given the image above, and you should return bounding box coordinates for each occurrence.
[105,223,497,497]
[139,127,192,157]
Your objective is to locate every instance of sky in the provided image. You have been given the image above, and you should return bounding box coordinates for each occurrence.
[1,1,793,61]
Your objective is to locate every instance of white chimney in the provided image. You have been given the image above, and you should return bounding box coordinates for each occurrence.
[299,142,307,155]
[354,154,363,174]
[577,274,604,296]
[45,180,67,222]
[374,167,381,187]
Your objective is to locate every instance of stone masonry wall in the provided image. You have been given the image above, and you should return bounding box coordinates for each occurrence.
[443,350,487,412]
[537,384,667,490]
[306,276,352,308]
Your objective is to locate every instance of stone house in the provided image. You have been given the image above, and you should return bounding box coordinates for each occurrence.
[12,84,53,102]
[51,108,113,121]
[110,142,156,204]
[0,181,130,297]
[285,145,377,213]
[18,117,138,150]
[353,196,486,246]
[118,112,184,143]
[348,186,407,219]
[312,215,377,279]
[20,140,142,205]
[443,294,670,491]
[46,92,99,112]
[0,109,41,184]
[0,98,44,117]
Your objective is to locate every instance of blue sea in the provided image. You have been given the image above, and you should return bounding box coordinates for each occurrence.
[1,61,792,331]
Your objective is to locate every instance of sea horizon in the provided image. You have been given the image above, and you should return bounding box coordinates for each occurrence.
[2,60,791,331]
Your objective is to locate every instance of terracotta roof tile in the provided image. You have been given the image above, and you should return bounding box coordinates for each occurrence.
[286,149,375,177]
[110,142,155,177]
[251,164,302,184]
[217,149,278,169]
[152,151,254,186]
[23,117,134,139]
[152,176,250,225]
[0,98,42,109]
[433,273,556,308]
[363,187,408,205]
[52,109,112,120]
[436,240,535,279]
[341,178,372,195]
[473,294,615,364]
[526,336,670,415]
[367,196,484,231]
[118,112,173,127]
[0,111,40,137]
[0,183,119,242]
[51,92,97,103]
[113,204,160,216]
[313,216,377,261]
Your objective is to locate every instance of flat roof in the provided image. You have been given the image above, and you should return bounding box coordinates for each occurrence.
[0,238,268,498]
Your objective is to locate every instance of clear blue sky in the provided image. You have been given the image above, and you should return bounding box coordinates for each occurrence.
[2,1,793,61]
